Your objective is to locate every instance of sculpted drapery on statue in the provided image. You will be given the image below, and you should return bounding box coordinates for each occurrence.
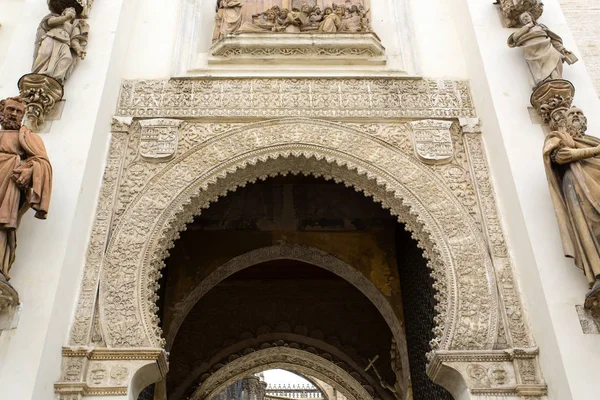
[543,108,600,307]
[213,0,372,41]
[0,97,52,304]
[32,6,89,84]
[508,11,577,86]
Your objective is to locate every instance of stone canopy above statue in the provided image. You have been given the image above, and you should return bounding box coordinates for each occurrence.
[210,0,386,65]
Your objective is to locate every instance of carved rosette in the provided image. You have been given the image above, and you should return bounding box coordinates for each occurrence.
[498,0,544,28]
[17,73,64,131]
[530,79,575,125]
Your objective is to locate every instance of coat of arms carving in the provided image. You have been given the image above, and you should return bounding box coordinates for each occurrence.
[410,120,454,165]
[139,119,183,161]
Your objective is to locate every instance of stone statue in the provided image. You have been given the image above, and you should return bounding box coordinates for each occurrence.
[318,7,342,33]
[217,0,243,39]
[0,97,52,294]
[543,107,600,308]
[507,11,577,86]
[285,3,312,33]
[32,7,89,84]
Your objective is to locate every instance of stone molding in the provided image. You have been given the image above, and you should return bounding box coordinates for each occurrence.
[209,33,386,65]
[59,77,542,397]
[116,78,475,119]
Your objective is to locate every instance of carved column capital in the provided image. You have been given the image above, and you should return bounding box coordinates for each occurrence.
[55,347,168,398]
[427,349,547,398]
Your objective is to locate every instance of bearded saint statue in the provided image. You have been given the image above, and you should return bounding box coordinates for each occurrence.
[0,97,52,284]
[543,107,600,306]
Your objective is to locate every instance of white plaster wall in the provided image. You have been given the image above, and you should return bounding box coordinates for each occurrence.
[450,0,600,399]
[0,0,136,398]
[122,0,468,79]
[559,0,600,96]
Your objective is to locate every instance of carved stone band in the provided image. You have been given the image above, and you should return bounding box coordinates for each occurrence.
[210,32,386,65]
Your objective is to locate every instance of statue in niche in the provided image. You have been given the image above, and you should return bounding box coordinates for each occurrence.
[32,6,89,84]
[217,0,243,39]
[507,11,577,86]
[543,107,600,309]
[0,97,52,302]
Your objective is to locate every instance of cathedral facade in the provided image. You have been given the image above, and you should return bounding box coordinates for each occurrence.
[0,0,599,399]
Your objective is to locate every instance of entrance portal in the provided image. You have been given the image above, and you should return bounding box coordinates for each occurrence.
[150,176,454,400]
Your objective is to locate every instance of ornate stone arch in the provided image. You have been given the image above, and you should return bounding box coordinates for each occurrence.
[190,347,375,400]
[98,117,499,356]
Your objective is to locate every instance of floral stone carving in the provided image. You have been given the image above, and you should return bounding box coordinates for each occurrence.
[60,77,542,397]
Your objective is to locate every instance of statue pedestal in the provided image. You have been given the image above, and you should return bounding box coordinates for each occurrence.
[0,276,20,330]
[209,32,386,66]
[17,73,64,131]
[530,79,575,125]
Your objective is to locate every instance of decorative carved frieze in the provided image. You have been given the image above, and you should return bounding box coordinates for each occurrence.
[116,78,476,119]
[210,33,386,65]
[55,347,167,398]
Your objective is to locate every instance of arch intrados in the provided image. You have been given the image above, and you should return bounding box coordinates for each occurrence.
[192,347,373,400]
[171,331,386,400]
[167,245,405,351]
[99,118,498,353]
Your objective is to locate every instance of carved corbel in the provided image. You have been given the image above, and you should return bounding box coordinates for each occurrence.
[530,79,575,125]
[55,347,168,399]
[17,74,64,131]
[497,0,544,28]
